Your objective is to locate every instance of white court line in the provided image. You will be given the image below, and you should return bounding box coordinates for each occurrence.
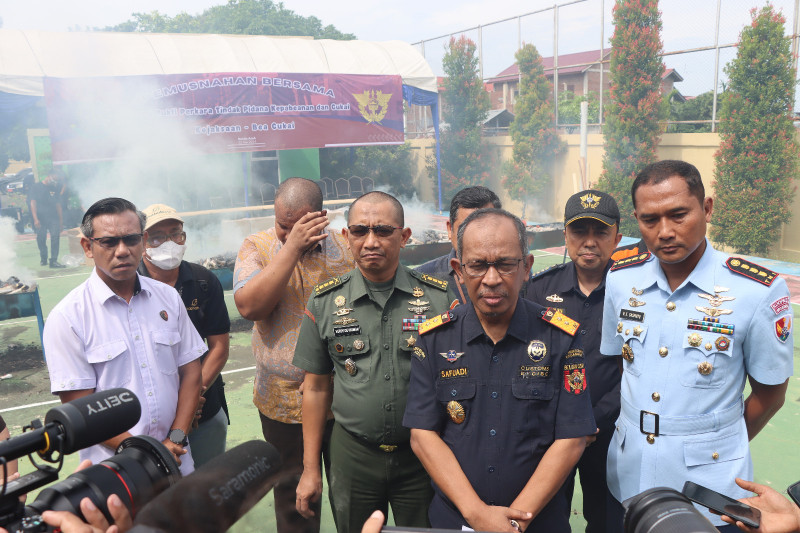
[0,366,257,414]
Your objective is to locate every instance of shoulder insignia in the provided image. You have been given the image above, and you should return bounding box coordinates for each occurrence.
[314,275,349,296]
[413,346,426,360]
[411,271,449,291]
[531,262,567,280]
[611,240,647,262]
[725,257,777,286]
[419,311,456,335]
[610,252,651,271]
[541,307,580,336]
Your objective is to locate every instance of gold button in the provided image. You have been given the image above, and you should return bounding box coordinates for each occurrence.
[617,322,623,333]
[698,361,713,375]
[625,329,630,335]
[652,392,660,402]
[705,343,713,351]
[646,434,655,444]
[659,347,668,357]
[666,302,676,311]
[712,452,719,460]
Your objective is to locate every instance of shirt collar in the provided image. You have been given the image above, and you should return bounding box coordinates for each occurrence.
[349,264,416,302]
[88,269,146,305]
[463,296,532,344]
[649,239,716,294]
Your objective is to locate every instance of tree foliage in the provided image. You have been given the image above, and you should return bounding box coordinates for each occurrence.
[558,91,600,126]
[428,36,491,205]
[105,0,355,39]
[501,44,565,218]
[597,0,666,236]
[668,90,715,133]
[711,5,798,255]
[320,144,416,197]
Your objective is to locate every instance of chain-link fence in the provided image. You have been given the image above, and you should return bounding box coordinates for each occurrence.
[405,0,800,137]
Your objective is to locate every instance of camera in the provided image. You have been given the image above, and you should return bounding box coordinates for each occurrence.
[0,389,182,532]
[623,486,717,533]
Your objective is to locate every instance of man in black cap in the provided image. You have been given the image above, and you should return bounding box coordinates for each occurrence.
[523,189,622,533]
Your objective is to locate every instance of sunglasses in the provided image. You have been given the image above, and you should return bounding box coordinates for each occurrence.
[347,224,403,238]
[88,233,144,249]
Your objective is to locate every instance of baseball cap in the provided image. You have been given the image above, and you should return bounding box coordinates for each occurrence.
[564,190,620,227]
[143,204,183,231]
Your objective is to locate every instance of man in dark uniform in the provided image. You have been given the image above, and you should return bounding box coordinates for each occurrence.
[293,191,455,533]
[415,186,501,304]
[30,171,65,268]
[138,203,231,467]
[404,208,596,533]
[523,190,622,532]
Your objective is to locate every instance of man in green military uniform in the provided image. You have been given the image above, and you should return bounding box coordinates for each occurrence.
[293,191,455,533]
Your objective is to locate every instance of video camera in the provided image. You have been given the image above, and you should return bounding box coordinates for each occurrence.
[0,389,182,533]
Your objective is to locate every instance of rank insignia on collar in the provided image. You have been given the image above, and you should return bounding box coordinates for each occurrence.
[419,312,454,334]
[440,349,464,363]
[545,294,563,303]
[775,316,792,343]
[314,276,343,296]
[610,252,651,271]
[528,340,547,362]
[541,308,579,336]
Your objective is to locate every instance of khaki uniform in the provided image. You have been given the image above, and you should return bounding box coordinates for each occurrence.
[293,265,454,533]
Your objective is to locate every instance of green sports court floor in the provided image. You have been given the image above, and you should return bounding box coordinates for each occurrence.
[1,236,799,532]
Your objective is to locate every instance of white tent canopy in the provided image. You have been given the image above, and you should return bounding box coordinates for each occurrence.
[0,30,438,96]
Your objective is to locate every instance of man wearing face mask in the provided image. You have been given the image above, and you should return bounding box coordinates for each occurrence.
[138,204,231,467]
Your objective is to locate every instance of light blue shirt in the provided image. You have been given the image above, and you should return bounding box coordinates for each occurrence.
[600,241,793,524]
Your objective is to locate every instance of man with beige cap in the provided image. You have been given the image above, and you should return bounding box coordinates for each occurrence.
[138,203,231,467]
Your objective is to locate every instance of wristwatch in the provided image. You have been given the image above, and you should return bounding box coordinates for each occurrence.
[167,428,188,447]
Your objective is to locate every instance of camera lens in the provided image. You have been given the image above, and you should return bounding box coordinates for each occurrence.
[25,435,180,524]
[624,487,717,533]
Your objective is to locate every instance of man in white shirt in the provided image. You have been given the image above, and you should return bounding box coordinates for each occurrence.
[43,197,206,475]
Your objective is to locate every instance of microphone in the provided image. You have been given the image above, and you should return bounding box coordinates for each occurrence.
[0,388,141,461]
[130,440,282,532]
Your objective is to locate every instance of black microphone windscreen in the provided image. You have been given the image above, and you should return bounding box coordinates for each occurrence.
[44,388,141,454]
[133,440,282,532]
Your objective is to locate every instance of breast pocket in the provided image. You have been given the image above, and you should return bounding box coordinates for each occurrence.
[152,329,181,376]
[436,379,476,436]
[328,336,371,383]
[397,333,418,380]
[86,340,131,388]
[617,321,648,377]
[680,332,735,389]
[511,376,555,434]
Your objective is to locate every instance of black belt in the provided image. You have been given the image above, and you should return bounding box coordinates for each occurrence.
[338,423,408,453]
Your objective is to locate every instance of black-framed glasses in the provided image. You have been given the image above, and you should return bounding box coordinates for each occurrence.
[347,224,403,238]
[88,233,144,249]
[460,258,523,278]
[147,231,187,247]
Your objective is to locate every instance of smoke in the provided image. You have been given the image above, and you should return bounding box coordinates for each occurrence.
[0,217,33,284]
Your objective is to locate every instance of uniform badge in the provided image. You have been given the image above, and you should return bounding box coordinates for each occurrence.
[353,339,365,350]
[695,306,732,317]
[622,343,634,363]
[631,287,644,296]
[541,308,579,336]
[771,297,790,315]
[413,346,426,360]
[405,334,416,347]
[412,287,424,298]
[617,322,623,333]
[688,333,703,347]
[705,342,713,351]
[447,401,465,424]
[697,361,713,375]
[666,302,676,312]
[335,343,344,353]
[419,312,453,334]
[564,367,587,394]
[628,298,646,307]
[333,307,354,316]
[334,325,362,337]
[159,310,168,321]
[633,325,643,337]
[775,316,792,343]
[527,340,547,362]
[408,304,430,314]
[440,350,464,363]
[408,298,429,307]
[345,358,358,376]
[334,317,358,326]
[715,337,730,351]
[545,294,563,303]
[580,192,601,209]
[726,257,777,286]
[698,292,735,307]
[334,295,346,307]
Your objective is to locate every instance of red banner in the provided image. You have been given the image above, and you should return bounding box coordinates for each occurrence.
[44,73,404,163]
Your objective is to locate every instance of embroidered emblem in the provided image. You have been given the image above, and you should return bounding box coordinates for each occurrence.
[528,340,547,362]
[775,316,792,343]
[413,346,426,360]
[580,192,601,209]
[771,296,790,315]
[440,350,464,363]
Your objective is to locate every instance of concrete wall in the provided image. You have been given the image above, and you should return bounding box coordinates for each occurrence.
[408,132,800,261]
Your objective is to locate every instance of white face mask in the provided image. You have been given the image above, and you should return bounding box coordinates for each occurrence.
[146,240,186,270]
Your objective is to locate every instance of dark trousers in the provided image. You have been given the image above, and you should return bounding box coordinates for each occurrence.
[329,422,432,533]
[260,414,333,533]
[564,430,613,533]
[36,217,61,263]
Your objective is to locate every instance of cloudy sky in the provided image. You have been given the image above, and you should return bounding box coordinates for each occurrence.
[3,0,799,95]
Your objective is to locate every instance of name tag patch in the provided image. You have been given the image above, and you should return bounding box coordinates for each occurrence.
[334,325,362,337]
[440,367,469,379]
[619,309,644,322]
[520,365,550,378]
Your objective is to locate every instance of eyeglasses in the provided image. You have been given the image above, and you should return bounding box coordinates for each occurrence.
[347,225,403,238]
[88,233,144,249]
[460,258,523,278]
[147,231,187,247]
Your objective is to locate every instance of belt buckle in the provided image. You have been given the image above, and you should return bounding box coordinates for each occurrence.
[379,444,397,453]
[639,410,659,436]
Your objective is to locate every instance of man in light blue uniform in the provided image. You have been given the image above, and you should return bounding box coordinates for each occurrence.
[600,160,793,531]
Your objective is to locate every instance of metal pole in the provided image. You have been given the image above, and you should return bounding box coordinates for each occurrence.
[479,25,484,81]
[599,0,604,124]
[518,15,522,50]
[711,0,722,133]
[793,0,800,88]
[554,4,559,125]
